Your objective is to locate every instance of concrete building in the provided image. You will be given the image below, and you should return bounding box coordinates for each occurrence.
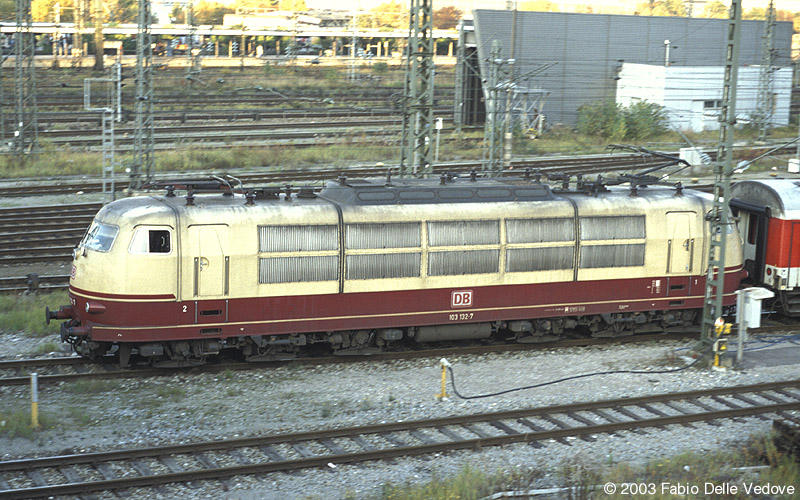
[616,63,793,132]
[457,10,793,128]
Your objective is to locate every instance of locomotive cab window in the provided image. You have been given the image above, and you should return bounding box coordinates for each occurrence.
[81,222,119,253]
[129,227,172,254]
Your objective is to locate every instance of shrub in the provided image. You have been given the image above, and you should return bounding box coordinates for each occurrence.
[576,100,667,140]
[576,100,627,140]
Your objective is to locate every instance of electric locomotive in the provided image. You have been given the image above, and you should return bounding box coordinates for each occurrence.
[48,175,744,366]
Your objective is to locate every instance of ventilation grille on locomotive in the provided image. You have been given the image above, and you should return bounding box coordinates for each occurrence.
[506,247,574,272]
[259,225,338,252]
[346,253,422,280]
[345,223,421,249]
[580,216,646,240]
[506,218,575,243]
[259,256,339,283]
[428,221,500,246]
[429,250,500,276]
[580,244,645,268]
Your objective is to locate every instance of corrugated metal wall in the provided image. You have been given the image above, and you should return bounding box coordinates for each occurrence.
[471,10,793,125]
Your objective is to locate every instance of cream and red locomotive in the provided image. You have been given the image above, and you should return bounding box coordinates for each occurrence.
[48,175,744,366]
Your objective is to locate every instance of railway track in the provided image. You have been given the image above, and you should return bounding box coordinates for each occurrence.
[0,153,667,198]
[1,379,798,499]
[0,332,697,388]
[26,121,407,149]
[0,152,705,273]
[2,106,450,126]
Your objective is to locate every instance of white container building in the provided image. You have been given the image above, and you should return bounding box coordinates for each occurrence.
[616,63,792,133]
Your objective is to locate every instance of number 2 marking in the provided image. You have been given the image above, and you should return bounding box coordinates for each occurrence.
[182,305,187,313]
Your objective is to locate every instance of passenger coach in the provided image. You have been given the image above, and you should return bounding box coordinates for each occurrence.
[732,179,800,315]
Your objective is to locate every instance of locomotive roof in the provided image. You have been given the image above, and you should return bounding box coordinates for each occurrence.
[731,179,800,219]
[318,177,555,205]
[94,176,708,227]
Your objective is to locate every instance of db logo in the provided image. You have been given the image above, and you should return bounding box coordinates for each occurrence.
[451,290,473,308]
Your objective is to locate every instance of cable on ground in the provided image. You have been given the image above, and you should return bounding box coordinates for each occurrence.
[447,340,715,400]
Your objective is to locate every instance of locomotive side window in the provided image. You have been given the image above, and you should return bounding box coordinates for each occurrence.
[82,222,119,252]
[129,227,172,254]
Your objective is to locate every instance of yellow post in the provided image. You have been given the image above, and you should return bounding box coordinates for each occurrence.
[31,372,40,430]
[436,358,451,401]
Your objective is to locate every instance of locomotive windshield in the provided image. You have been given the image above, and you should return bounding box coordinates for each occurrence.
[81,221,119,252]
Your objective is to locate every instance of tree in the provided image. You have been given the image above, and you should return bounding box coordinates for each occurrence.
[364,1,406,30]
[171,4,185,23]
[108,0,137,24]
[32,0,71,23]
[701,1,727,18]
[519,1,557,12]
[0,0,16,21]
[277,0,306,10]
[634,0,688,16]
[433,6,461,29]
[194,1,234,25]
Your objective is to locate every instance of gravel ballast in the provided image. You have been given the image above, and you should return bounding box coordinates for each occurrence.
[2,334,800,499]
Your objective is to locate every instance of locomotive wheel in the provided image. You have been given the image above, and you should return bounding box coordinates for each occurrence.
[246,346,297,362]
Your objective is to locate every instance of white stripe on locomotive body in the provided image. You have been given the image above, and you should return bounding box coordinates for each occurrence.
[69,184,743,302]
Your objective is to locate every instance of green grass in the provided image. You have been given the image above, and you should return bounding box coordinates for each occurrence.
[0,409,56,439]
[132,384,188,410]
[29,341,61,356]
[351,436,800,500]
[356,465,540,500]
[0,291,67,337]
[63,379,124,394]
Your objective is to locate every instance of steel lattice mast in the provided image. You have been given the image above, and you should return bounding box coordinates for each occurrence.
[482,40,504,174]
[701,0,742,342]
[13,0,38,158]
[756,0,775,141]
[131,0,155,189]
[399,0,434,177]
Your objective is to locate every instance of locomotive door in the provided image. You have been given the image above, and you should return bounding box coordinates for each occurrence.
[187,224,229,297]
[666,212,695,274]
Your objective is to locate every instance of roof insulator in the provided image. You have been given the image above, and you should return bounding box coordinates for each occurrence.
[284,185,293,201]
[165,185,176,197]
[470,170,477,182]
[298,186,316,199]
[245,191,256,206]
